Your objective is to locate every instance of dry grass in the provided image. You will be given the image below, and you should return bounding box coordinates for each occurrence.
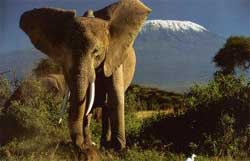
[136,109,174,119]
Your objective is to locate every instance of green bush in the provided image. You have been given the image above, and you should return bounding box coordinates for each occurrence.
[0,77,69,159]
[5,78,66,131]
[125,112,143,147]
[190,75,250,157]
[137,74,250,157]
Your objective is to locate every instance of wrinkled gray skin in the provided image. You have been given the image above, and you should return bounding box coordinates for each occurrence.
[19,0,151,152]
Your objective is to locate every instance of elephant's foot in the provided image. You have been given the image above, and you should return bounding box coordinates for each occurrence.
[70,133,85,150]
[100,132,112,150]
[84,137,92,146]
[58,140,100,161]
[78,144,100,161]
[100,139,111,150]
[110,137,126,151]
[101,138,125,151]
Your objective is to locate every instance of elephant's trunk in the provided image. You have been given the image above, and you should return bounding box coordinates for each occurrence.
[68,55,95,149]
[68,76,88,148]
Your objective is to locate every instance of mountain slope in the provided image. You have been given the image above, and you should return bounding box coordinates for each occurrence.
[0,49,45,79]
[134,20,225,91]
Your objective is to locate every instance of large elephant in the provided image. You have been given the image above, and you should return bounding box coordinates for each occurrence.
[19,0,151,151]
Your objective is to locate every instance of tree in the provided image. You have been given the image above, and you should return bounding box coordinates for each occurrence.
[213,36,250,75]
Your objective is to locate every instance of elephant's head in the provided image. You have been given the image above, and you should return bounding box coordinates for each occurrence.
[20,0,151,149]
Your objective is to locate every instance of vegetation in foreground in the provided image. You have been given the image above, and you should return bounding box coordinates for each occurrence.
[0,73,249,161]
[136,75,249,157]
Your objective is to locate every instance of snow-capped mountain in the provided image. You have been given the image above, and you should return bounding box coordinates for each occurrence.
[136,20,223,52]
[142,20,207,33]
[133,20,225,91]
[0,20,225,92]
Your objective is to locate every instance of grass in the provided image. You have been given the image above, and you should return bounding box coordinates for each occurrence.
[136,110,173,119]
[0,118,246,161]
[0,146,241,161]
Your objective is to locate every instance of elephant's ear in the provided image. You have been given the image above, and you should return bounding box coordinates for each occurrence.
[95,0,151,77]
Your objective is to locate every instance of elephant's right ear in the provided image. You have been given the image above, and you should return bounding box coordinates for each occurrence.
[94,0,151,77]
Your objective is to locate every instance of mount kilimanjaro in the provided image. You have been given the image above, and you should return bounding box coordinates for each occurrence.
[134,20,225,91]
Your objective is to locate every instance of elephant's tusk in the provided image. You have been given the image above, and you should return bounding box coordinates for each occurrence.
[86,82,95,116]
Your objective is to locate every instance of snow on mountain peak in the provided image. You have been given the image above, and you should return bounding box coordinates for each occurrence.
[142,20,208,33]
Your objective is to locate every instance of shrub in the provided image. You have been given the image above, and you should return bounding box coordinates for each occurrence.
[125,112,143,147]
[137,74,250,157]
[186,74,249,136]
[0,77,69,158]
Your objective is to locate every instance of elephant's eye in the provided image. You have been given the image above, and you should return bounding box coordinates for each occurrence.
[93,49,98,54]
[92,49,99,57]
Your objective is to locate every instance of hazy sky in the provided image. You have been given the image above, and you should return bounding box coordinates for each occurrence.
[0,0,249,53]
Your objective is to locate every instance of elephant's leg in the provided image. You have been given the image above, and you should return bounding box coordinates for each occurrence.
[107,65,126,150]
[101,104,111,148]
[83,113,92,145]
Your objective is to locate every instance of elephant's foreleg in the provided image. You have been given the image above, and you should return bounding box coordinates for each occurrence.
[101,104,111,148]
[107,65,126,150]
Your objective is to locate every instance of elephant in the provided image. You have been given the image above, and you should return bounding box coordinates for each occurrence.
[3,74,66,111]
[19,0,151,152]
[40,74,67,95]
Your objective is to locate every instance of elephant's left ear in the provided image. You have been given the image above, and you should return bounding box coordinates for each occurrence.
[95,0,151,77]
